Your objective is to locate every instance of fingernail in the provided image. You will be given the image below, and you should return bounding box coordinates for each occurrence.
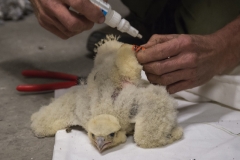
[98,16,105,24]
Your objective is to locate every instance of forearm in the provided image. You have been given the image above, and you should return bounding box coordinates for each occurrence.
[211,15,240,74]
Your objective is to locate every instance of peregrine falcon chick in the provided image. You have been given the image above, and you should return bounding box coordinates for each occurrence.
[31,35,183,152]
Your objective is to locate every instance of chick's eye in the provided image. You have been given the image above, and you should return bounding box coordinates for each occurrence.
[109,133,115,137]
[92,133,95,137]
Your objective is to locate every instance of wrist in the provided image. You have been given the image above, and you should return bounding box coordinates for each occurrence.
[210,15,240,75]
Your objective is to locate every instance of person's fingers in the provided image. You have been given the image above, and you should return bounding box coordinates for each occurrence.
[137,39,181,64]
[167,80,195,94]
[30,0,105,38]
[38,19,69,39]
[37,11,77,38]
[142,34,178,48]
[47,4,94,33]
[146,68,197,86]
[137,34,195,64]
[64,0,105,24]
[30,0,68,38]
[29,0,40,14]
[69,10,95,31]
[142,52,197,75]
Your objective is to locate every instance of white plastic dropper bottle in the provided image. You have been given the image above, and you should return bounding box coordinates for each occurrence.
[90,0,142,39]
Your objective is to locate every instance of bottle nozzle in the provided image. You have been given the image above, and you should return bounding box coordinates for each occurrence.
[115,18,142,39]
[90,0,142,39]
[136,34,142,39]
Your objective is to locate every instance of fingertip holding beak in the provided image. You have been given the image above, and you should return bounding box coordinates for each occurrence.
[132,45,145,53]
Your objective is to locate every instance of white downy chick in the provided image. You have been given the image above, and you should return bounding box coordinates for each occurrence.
[87,114,127,152]
[31,35,183,152]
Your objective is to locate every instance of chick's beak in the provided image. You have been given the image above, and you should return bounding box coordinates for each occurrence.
[95,136,111,152]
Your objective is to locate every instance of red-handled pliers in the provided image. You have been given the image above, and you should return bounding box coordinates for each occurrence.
[16,70,86,92]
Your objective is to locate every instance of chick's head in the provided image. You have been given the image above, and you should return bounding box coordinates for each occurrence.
[87,114,127,152]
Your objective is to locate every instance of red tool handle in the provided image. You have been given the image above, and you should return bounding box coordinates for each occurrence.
[22,70,78,81]
[16,81,77,92]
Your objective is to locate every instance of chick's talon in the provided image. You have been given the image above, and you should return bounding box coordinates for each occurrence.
[66,127,72,133]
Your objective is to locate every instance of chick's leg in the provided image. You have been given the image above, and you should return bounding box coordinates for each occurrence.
[31,87,81,137]
[166,126,183,144]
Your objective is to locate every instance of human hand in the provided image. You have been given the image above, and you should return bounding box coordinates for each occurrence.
[136,34,239,94]
[29,0,106,39]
